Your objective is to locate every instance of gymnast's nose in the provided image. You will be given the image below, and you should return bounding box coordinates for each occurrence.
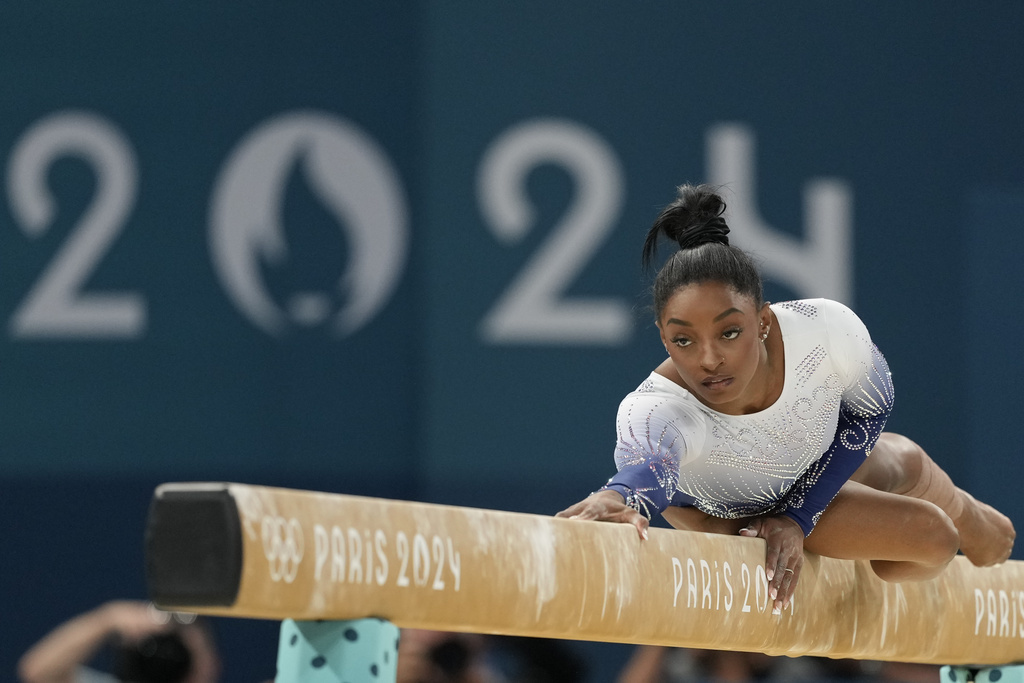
[699,344,724,372]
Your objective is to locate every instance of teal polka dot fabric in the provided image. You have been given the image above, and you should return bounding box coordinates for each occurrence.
[276,618,399,682]
[941,667,1024,683]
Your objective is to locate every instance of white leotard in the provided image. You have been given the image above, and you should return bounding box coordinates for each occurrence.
[604,299,894,534]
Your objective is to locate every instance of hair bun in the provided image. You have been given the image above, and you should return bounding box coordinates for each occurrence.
[643,184,729,266]
[675,214,729,250]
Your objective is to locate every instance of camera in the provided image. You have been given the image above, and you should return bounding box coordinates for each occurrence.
[113,631,192,683]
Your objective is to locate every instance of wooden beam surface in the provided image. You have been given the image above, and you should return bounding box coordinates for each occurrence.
[145,482,1024,666]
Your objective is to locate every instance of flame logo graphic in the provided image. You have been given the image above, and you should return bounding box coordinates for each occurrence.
[209,111,408,336]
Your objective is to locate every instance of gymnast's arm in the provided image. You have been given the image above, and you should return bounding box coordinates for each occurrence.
[778,394,890,536]
[778,308,895,536]
[557,394,696,538]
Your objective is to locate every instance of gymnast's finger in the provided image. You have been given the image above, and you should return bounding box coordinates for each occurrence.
[775,565,796,612]
[555,501,588,519]
[738,519,762,538]
[770,557,790,610]
[557,491,623,521]
[762,536,782,583]
[619,510,649,541]
[774,550,804,612]
[593,501,647,540]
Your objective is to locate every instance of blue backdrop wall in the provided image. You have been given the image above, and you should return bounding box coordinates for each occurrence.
[3,3,1024,681]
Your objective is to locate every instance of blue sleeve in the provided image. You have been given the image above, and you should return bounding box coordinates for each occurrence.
[781,342,894,535]
[603,466,697,521]
[598,392,701,521]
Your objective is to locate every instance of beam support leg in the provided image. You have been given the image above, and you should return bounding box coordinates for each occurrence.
[275,618,399,683]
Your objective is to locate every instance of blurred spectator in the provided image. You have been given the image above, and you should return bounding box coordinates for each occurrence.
[396,630,586,683]
[875,662,941,682]
[482,636,587,683]
[616,645,942,683]
[616,645,858,683]
[397,629,491,683]
[18,601,220,683]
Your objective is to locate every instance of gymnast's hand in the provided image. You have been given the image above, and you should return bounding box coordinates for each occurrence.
[738,515,804,613]
[556,490,649,540]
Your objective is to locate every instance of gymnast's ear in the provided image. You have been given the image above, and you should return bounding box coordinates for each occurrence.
[757,301,772,340]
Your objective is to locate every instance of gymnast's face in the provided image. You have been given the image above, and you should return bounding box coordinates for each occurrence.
[657,281,771,414]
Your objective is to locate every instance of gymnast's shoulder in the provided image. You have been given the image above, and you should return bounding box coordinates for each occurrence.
[615,372,708,426]
[773,297,874,343]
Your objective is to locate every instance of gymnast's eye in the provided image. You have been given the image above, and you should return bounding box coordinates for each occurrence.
[723,328,741,340]
[671,337,692,348]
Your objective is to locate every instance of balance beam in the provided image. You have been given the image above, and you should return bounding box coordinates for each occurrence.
[145,482,1024,666]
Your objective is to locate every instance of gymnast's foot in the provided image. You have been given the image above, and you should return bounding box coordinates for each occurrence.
[955,490,1015,566]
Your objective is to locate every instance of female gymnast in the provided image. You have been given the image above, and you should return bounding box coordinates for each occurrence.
[557,184,1015,614]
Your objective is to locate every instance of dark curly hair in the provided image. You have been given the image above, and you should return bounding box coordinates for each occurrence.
[643,183,763,319]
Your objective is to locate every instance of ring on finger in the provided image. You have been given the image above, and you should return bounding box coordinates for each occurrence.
[783,568,794,574]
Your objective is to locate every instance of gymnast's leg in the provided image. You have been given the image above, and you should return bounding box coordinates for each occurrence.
[662,483,962,581]
[802,481,959,581]
[661,432,1014,581]
[848,432,1015,567]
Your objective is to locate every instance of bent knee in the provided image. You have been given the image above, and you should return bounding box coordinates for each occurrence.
[869,433,930,493]
[910,500,960,566]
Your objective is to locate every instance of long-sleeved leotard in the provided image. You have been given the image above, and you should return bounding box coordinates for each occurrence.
[603,299,894,536]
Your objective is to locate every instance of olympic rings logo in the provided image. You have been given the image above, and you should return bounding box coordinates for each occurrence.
[261,515,304,583]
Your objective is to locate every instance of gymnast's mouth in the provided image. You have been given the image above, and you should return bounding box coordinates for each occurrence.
[702,375,733,390]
